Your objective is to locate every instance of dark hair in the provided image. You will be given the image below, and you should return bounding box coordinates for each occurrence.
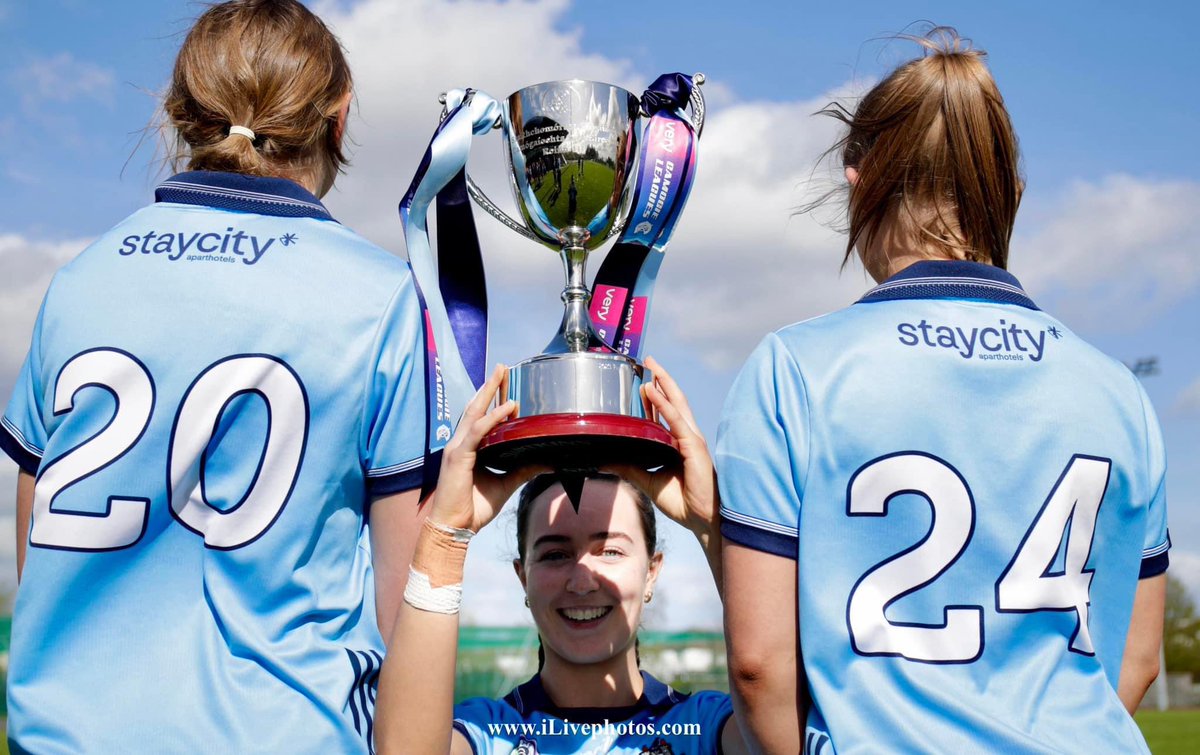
[164,0,352,189]
[816,26,1022,269]
[515,472,658,563]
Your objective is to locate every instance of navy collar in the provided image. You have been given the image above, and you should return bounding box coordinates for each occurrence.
[155,171,335,221]
[502,671,685,724]
[857,260,1038,310]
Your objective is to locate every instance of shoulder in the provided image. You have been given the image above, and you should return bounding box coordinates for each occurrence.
[669,688,733,719]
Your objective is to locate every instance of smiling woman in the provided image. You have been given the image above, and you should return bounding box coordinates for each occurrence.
[375,360,747,754]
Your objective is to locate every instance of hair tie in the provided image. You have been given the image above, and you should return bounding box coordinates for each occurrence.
[228,125,256,141]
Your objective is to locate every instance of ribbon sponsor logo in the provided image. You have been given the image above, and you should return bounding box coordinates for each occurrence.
[118,226,284,266]
[589,285,629,342]
[643,158,675,222]
[618,297,648,356]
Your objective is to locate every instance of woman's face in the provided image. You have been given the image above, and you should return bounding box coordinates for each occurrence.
[515,479,661,667]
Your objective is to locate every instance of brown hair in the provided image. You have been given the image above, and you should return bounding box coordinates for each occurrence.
[164,0,352,191]
[820,26,1022,269]
[515,473,658,564]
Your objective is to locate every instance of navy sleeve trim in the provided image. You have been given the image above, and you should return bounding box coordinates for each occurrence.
[1139,551,1169,579]
[0,424,40,475]
[451,721,480,755]
[365,466,423,497]
[721,519,797,560]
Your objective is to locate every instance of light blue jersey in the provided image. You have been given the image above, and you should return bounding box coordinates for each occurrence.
[453,672,732,754]
[0,172,428,753]
[716,261,1168,754]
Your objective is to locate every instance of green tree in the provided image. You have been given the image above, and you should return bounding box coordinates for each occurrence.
[1164,575,1200,681]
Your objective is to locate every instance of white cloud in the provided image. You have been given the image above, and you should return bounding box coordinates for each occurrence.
[1176,378,1200,415]
[1014,175,1200,331]
[14,52,116,109]
[319,0,875,370]
[0,234,89,399]
[317,0,638,250]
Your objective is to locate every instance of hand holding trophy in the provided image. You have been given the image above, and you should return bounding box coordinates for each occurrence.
[401,74,704,503]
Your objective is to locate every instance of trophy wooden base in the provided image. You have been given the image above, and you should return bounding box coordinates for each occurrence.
[476,413,679,472]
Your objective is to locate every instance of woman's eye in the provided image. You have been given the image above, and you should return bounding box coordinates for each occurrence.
[600,547,625,559]
[537,550,568,562]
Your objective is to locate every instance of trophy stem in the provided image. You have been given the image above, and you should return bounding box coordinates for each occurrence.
[548,226,605,354]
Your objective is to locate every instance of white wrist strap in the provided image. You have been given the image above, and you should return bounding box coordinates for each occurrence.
[403,567,463,614]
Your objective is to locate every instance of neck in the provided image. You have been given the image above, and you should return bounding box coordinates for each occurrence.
[863,220,981,283]
[539,646,643,708]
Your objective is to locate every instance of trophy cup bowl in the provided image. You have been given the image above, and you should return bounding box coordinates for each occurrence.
[470,80,679,472]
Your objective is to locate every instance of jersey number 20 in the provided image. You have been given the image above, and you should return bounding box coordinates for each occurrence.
[846,451,1110,663]
[30,348,308,552]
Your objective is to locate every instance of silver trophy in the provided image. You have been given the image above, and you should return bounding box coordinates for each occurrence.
[463,78,704,472]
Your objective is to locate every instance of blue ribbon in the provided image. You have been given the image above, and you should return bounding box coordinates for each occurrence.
[590,73,700,359]
[400,89,500,488]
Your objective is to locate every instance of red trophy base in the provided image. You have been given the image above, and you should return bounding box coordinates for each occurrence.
[476,413,680,472]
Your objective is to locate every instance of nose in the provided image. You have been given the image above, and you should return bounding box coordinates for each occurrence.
[565,558,599,595]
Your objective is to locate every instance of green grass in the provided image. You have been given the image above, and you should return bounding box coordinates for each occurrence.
[530,160,617,231]
[1135,709,1200,753]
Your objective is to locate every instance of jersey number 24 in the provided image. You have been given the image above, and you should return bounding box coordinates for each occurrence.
[846,451,1110,664]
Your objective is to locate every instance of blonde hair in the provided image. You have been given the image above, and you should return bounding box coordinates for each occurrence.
[821,27,1022,269]
[164,0,352,190]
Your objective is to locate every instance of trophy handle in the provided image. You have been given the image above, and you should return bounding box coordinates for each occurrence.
[466,175,539,242]
[436,94,540,243]
[689,72,707,136]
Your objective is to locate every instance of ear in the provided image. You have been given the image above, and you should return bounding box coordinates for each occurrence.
[646,551,664,590]
[844,165,860,186]
[513,558,527,590]
[334,90,353,144]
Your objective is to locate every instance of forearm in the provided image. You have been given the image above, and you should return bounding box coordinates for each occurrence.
[16,470,34,582]
[727,649,803,754]
[692,526,723,599]
[376,600,461,754]
[375,520,470,755]
[723,543,802,753]
[1118,573,1167,715]
[1117,651,1159,715]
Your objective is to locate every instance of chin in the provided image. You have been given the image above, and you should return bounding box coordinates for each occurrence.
[542,621,637,668]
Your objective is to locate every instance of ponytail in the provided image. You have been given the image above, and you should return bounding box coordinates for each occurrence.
[819,26,1022,269]
[163,0,352,190]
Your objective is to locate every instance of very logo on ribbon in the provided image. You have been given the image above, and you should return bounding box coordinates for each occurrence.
[589,72,702,360]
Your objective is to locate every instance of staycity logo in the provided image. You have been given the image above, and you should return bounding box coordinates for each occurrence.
[118,227,293,266]
[896,318,1062,362]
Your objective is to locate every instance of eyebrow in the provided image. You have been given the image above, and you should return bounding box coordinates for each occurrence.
[532,531,634,549]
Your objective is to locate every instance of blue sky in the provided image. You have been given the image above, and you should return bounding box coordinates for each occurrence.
[0,0,1196,626]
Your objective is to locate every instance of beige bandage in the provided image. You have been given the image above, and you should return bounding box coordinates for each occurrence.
[410,518,472,588]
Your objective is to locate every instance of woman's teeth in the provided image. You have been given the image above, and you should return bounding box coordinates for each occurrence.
[561,607,611,622]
